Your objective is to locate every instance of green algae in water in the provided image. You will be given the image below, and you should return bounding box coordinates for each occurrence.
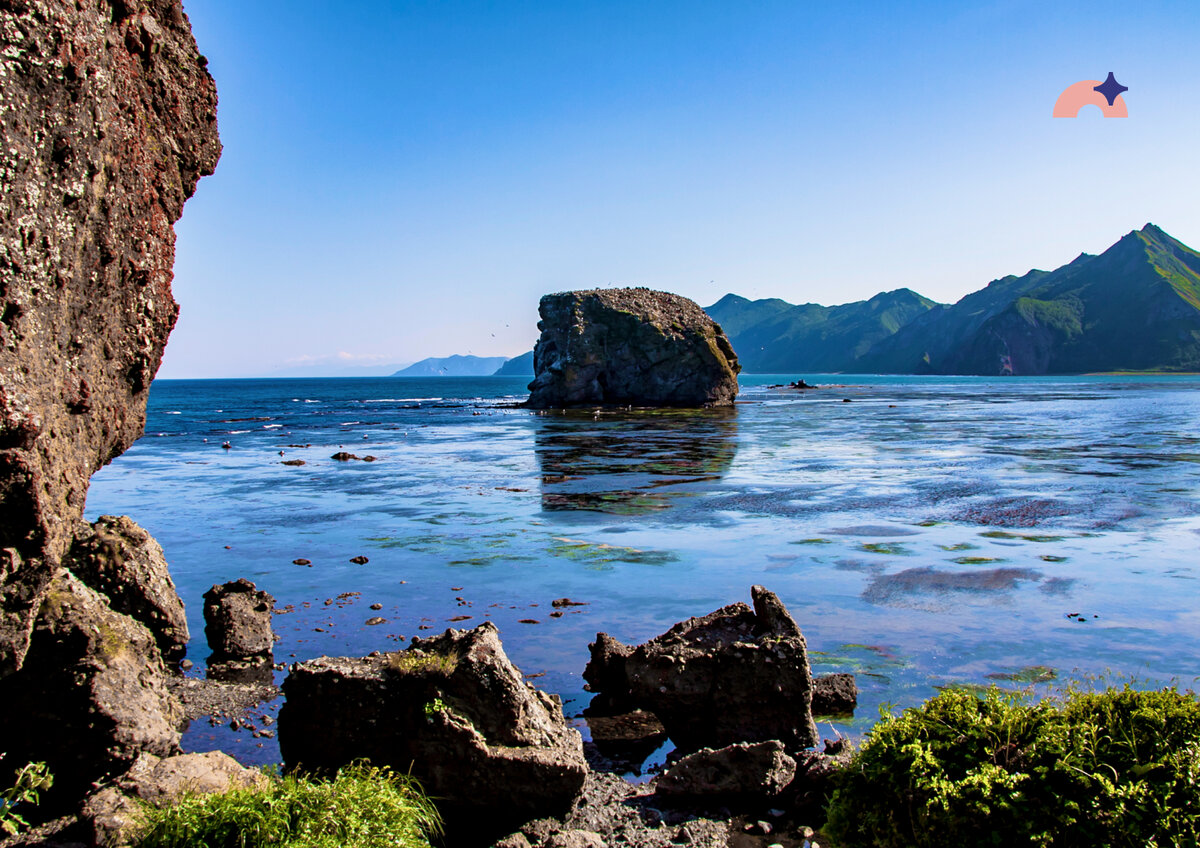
[952,556,1005,565]
[791,538,834,545]
[985,665,1057,683]
[860,542,911,556]
[548,537,677,569]
[1041,554,1070,563]
[939,542,978,552]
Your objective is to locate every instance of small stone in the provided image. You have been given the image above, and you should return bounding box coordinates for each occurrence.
[350,555,369,564]
[519,619,540,625]
[179,659,193,671]
[370,603,383,610]
[365,617,386,626]
[293,558,311,565]
[552,598,589,608]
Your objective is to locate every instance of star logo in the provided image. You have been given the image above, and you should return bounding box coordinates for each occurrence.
[1053,73,1129,118]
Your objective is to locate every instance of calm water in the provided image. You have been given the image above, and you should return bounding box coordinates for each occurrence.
[85,374,1200,769]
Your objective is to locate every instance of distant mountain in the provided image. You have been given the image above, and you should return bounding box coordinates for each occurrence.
[493,350,534,376]
[392,355,509,377]
[705,289,938,372]
[706,224,1200,375]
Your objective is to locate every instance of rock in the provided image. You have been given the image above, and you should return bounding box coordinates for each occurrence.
[278,621,587,843]
[65,516,189,662]
[811,672,858,716]
[0,0,220,678]
[281,459,306,466]
[349,555,369,564]
[656,741,797,801]
[544,830,606,848]
[525,288,740,409]
[552,598,588,608]
[583,586,818,752]
[82,751,266,846]
[0,571,182,809]
[365,616,386,626]
[202,579,275,661]
[784,738,854,821]
[494,834,534,848]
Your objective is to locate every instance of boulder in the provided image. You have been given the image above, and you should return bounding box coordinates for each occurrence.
[526,288,740,409]
[202,579,275,661]
[656,740,796,802]
[0,571,182,809]
[278,622,587,842]
[812,672,858,716]
[0,0,220,678]
[583,586,818,753]
[66,516,189,663]
[83,751,267,846]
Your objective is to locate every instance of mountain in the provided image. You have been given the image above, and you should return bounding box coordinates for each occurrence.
[706,225,1200,375]
[855,224,1200,375]
[392,355,510,377]
[705,289,939,372]
[493,350,534,376]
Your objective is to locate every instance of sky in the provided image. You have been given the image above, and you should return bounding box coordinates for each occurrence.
[162,0,1200,378]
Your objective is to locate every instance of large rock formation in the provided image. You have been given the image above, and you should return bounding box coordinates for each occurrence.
[526,288,740,409]
[203,578,275,662]
[0,0,221,677]
[278,622,588,842]
[583,586,820,753]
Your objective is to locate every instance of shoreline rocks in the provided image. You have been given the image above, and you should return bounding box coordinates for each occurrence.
[526,288,740,409]
[203,578,276,664]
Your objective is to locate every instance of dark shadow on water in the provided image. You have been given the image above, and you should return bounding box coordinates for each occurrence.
[534,407,738,515]
[862,565,1044,605]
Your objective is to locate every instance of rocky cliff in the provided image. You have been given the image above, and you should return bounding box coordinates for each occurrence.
[0,0,219,676]
[527,288,740,408]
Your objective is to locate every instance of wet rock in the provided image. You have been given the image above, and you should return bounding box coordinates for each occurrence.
[82,751,266,846]
[784,738,853,821]
[281,459,306,466]
[552,598,588,608]
[584,586,818,753]
[365,616,386,626]
[811,672,857,716]
[0,571,182,809]
[656,741,797,802]
[278,622,587,843]
[0,0,220,678]
[65,516,189,663]
[349,555,369,564]
[582,709,668,774]
[526,288,740,409]
[202,579,275,661]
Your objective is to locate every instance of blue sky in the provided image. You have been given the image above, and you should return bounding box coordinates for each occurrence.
[164,0,1200,377]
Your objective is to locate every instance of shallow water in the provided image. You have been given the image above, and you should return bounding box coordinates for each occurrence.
[84,374,1200,771]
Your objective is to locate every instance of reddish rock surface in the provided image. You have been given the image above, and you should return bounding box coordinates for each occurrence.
[0,0,219,676]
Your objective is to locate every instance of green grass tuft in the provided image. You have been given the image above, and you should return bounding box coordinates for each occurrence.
[131,762,440,848]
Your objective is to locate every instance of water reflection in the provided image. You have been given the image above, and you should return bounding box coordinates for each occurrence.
[534,408,738,514]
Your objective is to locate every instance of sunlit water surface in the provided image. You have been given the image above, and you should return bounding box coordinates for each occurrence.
[85,374,1200,770]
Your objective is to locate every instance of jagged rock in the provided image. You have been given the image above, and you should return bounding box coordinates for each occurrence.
[0,571,182,809]
[65,516,188,663]
[811,672,858,716]
[656,741,797,801]
[784,738,854,821]
[278,622,587,842]
[583,586,818,753]
[82,751,267,846]
[0,0,220,677]
[526,288,740,409]
[544,830,606,848]
[203,579,275,661]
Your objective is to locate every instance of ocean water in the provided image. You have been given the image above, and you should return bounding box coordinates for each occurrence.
[84,374,1200,769]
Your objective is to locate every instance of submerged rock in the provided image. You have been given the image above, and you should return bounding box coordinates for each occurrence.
[66,516,189,663]
[0,571,182,809]
[526,288,740,409]
[656,740,797,802]
[583,586,819,752]
[0,0,220,677]
[203,578,276,662]
[278,622,587,841]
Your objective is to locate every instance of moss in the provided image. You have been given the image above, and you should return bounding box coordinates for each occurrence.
[385,650,459,676]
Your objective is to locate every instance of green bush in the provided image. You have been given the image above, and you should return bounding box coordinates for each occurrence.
[825,686,1200,848]
[0,757,53,836]
[131,762,440,848]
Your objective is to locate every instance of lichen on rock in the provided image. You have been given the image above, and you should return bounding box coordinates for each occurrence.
[526,288,740,409]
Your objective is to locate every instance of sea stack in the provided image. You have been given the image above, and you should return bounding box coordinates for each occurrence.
[526,287,740,408]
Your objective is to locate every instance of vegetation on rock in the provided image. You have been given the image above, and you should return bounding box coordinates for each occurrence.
[0,758,52,836]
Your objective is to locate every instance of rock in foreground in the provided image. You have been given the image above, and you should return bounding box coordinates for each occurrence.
[278,622,587,842]
[584,585,819,752]
[526,288,740,409]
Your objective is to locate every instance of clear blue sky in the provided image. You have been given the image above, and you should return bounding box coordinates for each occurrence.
[163,0,1200,377]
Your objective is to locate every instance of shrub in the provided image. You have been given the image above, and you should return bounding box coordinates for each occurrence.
[0,758,53,836]
[131,762,440,848]
[825,686,1200,848]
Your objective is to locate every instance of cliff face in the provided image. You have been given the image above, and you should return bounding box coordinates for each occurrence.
[527,288,741,409]
[0,0,220,676]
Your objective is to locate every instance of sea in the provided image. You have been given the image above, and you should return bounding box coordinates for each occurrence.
[83,374,1200,772]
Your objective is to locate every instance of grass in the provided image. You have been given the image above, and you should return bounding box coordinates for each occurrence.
[131,763,440,848]
[825,685,1200,848]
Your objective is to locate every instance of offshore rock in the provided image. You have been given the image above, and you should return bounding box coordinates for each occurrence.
[278,622,587,842]
[583,586,819,753]
[0,0,221,676]
[203,578,275,661]
[66,515,189,663]
[526,288,740,408]
[811,671,858,716]
[656,740,797,802]
[0,571,182,809]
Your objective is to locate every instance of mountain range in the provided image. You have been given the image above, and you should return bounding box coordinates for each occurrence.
[704,224,1200,375]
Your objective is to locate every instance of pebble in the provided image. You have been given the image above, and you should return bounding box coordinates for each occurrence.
[350,555,369,564]
[293,558,311,565]
[519,619,540,625]
[365,617,386,626]
[179,659,193,671]
[370,603,383,610]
